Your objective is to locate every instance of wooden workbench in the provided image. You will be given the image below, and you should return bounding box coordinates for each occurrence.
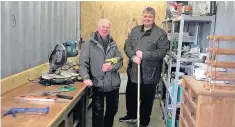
[1,82,88,127]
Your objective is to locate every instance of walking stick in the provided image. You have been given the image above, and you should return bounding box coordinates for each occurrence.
[137,63,140,127]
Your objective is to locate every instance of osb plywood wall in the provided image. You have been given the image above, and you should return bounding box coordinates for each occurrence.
[81,1,167,72]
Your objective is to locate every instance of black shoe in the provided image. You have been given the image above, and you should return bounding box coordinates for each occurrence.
[119,115,137,123]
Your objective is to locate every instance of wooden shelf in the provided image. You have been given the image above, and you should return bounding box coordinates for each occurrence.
[207,35,235,41]
[205,83,235,90]
[205,71,235,76]
[207,48,235,55]
[206,72,235,81]
[173,15,214,22]
[205,60,235,68]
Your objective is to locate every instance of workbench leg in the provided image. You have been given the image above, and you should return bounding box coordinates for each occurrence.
[81,88,88,127]
[65,116,69,127]
[65,111,73,127]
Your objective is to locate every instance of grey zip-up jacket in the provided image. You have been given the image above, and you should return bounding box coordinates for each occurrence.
[79,32,123,92]
[124,24,169,84]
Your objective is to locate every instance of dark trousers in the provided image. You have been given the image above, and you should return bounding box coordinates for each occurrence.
[126,79,156,126]
[92,88,119,127]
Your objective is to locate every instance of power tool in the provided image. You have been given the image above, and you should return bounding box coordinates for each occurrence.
[105,57,123,64]
[39,39,84,86]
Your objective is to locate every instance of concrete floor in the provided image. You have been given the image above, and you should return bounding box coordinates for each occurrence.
[87,94,165,127]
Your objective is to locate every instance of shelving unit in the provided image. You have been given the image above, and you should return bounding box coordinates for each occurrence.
[161,14,215,127]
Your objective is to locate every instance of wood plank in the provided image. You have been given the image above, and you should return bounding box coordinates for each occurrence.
[204,71,235,90]
[181,103,195,127]
[207,48,235,55]
[183,88,197,109]
[180,115,189,127]
[205,60,235,68]
[1,63,49,95]
[185,100,196,121]
[206,83,235,90]
[205,71,235,77]
[206,71,235,81]
[207,35,235,41]
[182,103,196,126]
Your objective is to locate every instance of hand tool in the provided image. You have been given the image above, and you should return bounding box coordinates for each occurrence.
[16,86,75,101]
[105,57,123,64]
[34,91,73,100]
[14,95,57,102]
[104,57,123,75]
[2,107,49,117]
[15,93,73,101]
[29,91,73,100]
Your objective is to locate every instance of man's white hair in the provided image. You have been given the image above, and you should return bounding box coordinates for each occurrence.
[97,19,111,27]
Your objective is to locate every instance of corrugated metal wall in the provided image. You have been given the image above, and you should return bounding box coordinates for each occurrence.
[214,1,235,61]
[1,1,80,78]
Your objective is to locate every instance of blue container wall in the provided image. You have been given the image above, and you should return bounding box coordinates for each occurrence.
[1,1,81,78]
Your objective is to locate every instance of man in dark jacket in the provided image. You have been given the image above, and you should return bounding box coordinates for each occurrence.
[119,7,169,127]
[79,19,123,127]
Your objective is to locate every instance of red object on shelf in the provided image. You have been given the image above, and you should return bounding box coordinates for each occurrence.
[177,3,183,16]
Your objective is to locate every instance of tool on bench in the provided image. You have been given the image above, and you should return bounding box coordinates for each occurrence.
[15,85,75,101]
[39,39,84,86]
[2,107,49,117]
[58,85,76,92]
[40,91,74,100]
[26,91,72,100]
[14,95,57,102]
[15,92,73,101]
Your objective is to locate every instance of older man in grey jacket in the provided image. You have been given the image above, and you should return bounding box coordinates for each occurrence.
[79,19,123,127]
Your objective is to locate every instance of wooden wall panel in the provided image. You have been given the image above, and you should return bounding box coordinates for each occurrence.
[81,1,167,72]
